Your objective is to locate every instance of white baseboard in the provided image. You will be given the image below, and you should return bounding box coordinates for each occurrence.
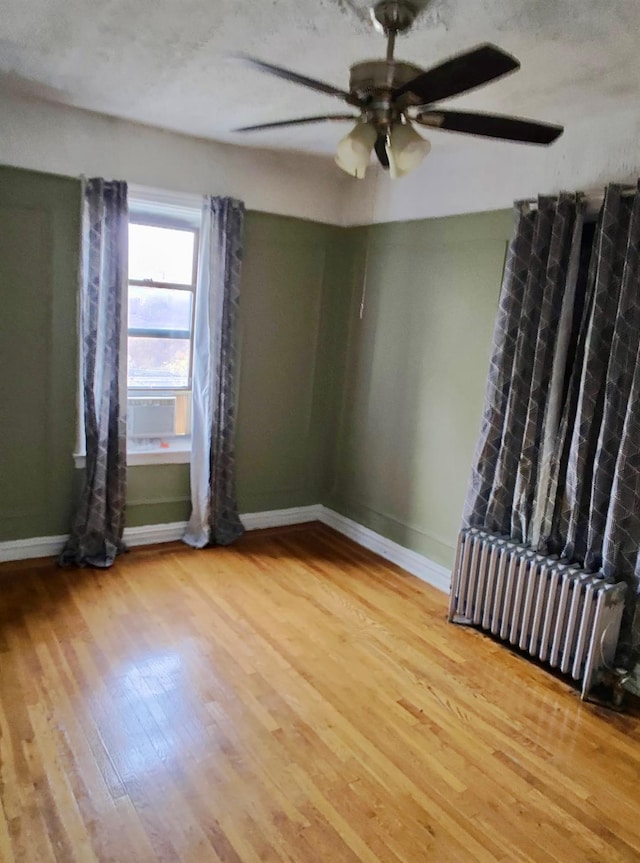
[242,505,451,595]
[0,534,70,563]
[124,522,188,547]
[0,505,322,562]
[0,523,190,562]
[318,506,451,594]
[0,504,451,596]
[122,505,322,547]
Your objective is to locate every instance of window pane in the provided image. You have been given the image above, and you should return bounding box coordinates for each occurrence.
[128,337,190,389]
[128,286,192,333]
[129,224,195,285]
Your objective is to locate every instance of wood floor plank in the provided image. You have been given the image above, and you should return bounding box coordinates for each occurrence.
[1,523,639,862]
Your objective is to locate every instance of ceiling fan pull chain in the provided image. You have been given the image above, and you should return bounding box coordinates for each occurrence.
[358,274,368,321]
[358,239,371,320]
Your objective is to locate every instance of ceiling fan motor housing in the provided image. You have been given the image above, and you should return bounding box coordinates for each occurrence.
[349,60,425,127]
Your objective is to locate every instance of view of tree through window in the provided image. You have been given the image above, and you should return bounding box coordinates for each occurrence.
[128,337,191,389]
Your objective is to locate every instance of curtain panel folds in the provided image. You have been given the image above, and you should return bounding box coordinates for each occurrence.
[546,184,640,657]
[184,197,245,549]
[463,193,585,543]
[60,178,128,568]
[464,183,640,662]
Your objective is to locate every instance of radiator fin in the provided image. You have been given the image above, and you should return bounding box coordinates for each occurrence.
[449,529,626,700]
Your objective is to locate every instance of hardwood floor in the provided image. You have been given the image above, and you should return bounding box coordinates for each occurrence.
[0,523,639,862]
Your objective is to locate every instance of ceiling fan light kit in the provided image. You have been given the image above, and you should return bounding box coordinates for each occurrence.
[335,118,432,180]
[335,121,378,178]
[387,121,432,178]
[235,0,563,180]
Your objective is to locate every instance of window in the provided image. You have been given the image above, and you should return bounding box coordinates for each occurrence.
[128,223,197,390]
[73,189,203,468]
[125,191,202,464]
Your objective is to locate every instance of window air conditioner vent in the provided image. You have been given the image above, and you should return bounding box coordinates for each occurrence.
[128,397,176,438]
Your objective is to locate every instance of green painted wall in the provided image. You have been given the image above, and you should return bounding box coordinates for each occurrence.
[322,212,514,569]
[130,212,343,525]
[0,164,513,564]
[128,212,341,525]
[126,464,191,527]
[0,167,81,540]
[235,212,341,513]
[0,166,342,540]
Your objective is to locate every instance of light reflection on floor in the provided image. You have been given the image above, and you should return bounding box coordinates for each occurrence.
[124,652,183,698]
[100,651,194,777]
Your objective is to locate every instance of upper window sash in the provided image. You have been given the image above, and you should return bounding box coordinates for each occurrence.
[128,217,199,287]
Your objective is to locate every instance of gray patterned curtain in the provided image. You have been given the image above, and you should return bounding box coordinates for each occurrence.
[544,183,640,659]
[464,183,640,663]
[60,179,128,568]
[463,194,585,543]
[183,197,245,548]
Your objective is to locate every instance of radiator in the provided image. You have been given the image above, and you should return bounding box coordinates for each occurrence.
[449,528,627,700]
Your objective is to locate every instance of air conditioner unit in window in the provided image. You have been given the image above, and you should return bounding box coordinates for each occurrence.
[128,397,177,438]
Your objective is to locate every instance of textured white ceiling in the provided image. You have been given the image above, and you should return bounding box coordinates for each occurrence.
[1,0,639,157]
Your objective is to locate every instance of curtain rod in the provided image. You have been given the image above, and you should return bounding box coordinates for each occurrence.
[520,185,637,206]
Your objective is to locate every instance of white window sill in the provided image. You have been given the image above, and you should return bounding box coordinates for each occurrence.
[127,443,191,466]
[74,439,191,468]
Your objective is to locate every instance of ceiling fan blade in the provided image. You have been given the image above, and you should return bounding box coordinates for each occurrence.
[235,114,359,132]
[394,44,519,104]
[232,55,360,106]
[374,133,390,169]
[415,109,563,144]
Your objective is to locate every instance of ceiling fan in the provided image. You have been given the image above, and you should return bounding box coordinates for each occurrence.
[233,0,563,179]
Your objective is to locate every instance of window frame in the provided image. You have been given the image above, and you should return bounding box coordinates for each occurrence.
[127,215,199,395]
[74,188,204,468]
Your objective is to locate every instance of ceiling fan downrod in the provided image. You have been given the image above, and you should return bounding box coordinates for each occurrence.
[371,1,420,94]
